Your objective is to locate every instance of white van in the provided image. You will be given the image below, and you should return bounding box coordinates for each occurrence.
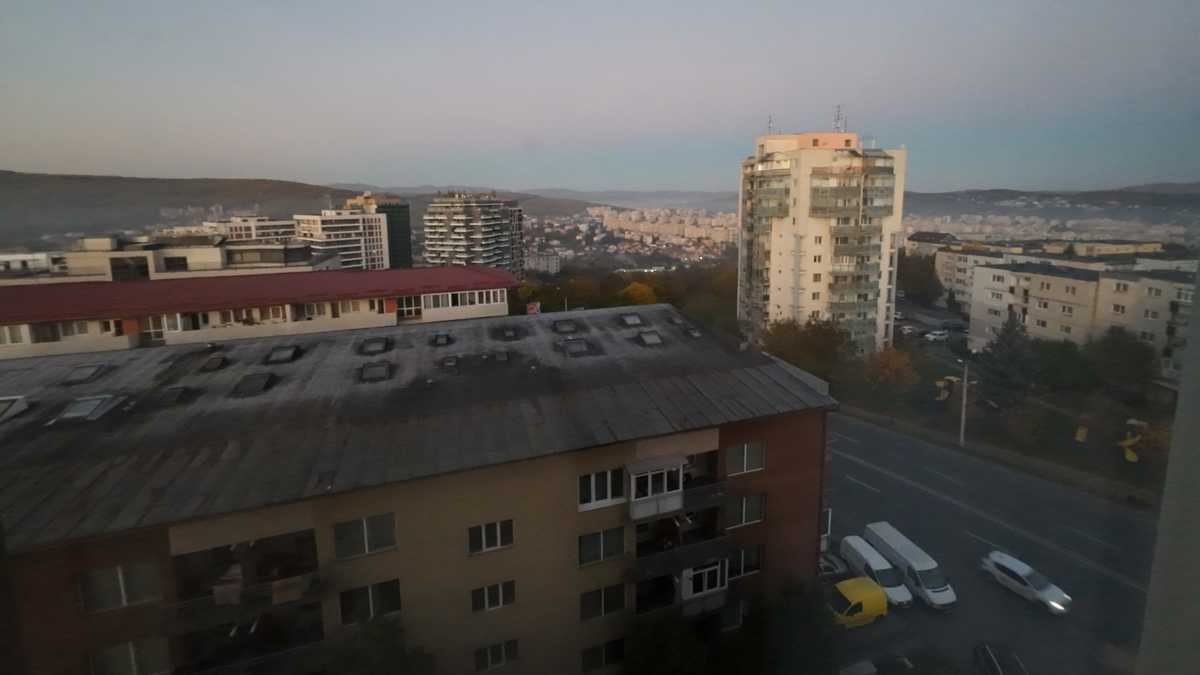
[840,535,913,608]
[863,522,957,610]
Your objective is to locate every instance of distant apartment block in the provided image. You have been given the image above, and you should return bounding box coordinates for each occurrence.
[737,132,907,351]
[296,205,390,270]
[524,253,562,275]
[423,193,525,275]
[935,249,1006,317]
[0,266,517,360]
[344,192,413,268]
[904,231,958,257]
[201,216,298,240]
[0,235,338,286]
[0,305,833,675]
[968,263,1194,379]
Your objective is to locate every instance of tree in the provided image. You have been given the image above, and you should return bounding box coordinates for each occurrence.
[762,318,852,382]
[944,289,962,316]
[1083,326,1159,394]
[980,312,1033,391]
[732,580,837,675]
[619,281,659,305]
[896,251,944,307]
[1028,338,1098,392]
[865,347,919,391]
[307,617,435,675]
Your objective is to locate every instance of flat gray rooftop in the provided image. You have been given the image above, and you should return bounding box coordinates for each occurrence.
[0,304,834,553]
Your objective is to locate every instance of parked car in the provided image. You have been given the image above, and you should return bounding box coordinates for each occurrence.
[899,325,919,336]
[838,655,915,675]
[827,576,888,628]
[979,550,1072,614]
[819,551,851,582]
[893,311,905,321]
[923,330,950,342]
[863,522,957,610]
[840,535,913,608]
[973,642,1030,675]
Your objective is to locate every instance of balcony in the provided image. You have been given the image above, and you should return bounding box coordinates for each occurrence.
[832,262,881,275]
[831,223,883,238]
[829,279,877,293]
[833,243,880,257]
[165,574,322,635]
[809,205,861,218]
[810,186,860,199]
[863,205,894,218]
[863,186,895,199]
[174,601,324,675]
[748,203,789,219]
[829,300,874,314]
[630,533,732,583]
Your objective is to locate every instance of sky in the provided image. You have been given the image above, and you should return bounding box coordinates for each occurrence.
[2,0,1198,193]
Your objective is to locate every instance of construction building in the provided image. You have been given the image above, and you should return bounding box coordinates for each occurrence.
[423,193,525,275]
[0,305,834,675]
[736,132,907,352]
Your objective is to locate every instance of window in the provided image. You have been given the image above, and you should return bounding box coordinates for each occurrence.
[474,640,519,671]
[397,295,421,318]
[578,468,625,510]
[1060,325,1072,334]
[468,519,514,554]
[1178,289,1194,302]
[1114,282,1129,293]
[340,579,402,624]
[1140,331,1156,342]
[729,545,763,579]
[811,292,820,300]
[988,309,1002,317]
[686,560,728,598]
[581,638,624,672]
[726,441,765,475]
[338,300,361,313]
[1036,300,1049,309]
[814,236,823,244]
[219,310,233,324]
[578,527,624,565]
[992,274,1005,283]
[809,310,820,320]
[270,305,284,320]
[100,320,112,333]
[812,273,821,282]
[813,255,822,263]
[0,325,23,345]
[632,466,681,500]
[1145,309,1160,319]
[1035,319,1047,328]
[1112,304,1126,314]
[90,638,169,675]
[1040,281,1051,291]
[1146,286,1162,297]
[333,513,396,559]
[1061,305,1074,315]
[60,320,88,337]
[81,562,161,612]
[990,291,1003,300]
[726,495,765,528]
[471,580,516,612]
[1065,285,1077,295]
[580,583,625,620]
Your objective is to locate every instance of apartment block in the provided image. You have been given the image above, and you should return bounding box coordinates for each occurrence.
[737,132,907,351]
[423,193,525,275]
[1094,270,1195,380]
[903,231,958,257]
[344,192,413,269]
[934,249,1006,317]
[0,305,834,675]
[0,266,516,360]
[296,207,390,270]
[201,216,298,241]
[525,253,562,275]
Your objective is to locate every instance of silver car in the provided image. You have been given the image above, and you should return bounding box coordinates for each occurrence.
[979,550,1072,614]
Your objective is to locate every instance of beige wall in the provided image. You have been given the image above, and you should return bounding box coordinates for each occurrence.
[969,267,1100,350]
[0,320,138,361]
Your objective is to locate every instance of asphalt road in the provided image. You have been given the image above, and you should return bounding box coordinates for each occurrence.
[824,413,1155,674]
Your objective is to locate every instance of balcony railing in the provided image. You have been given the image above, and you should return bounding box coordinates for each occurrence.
[810,186,861,199]
[810,205,861,218]
[831,223,883,237]
[629,535,732,583]
[682,589,729,617]
[832,262,881,275]
[165,573,322,635]
[833,243,880,257]
[863,205,895,218]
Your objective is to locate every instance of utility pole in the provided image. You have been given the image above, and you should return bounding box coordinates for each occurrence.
[959,361,969,447]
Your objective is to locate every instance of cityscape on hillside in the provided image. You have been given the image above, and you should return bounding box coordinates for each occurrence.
[1,4,1198,675]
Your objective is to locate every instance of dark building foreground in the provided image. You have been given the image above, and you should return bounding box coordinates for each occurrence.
[0,304,834,675]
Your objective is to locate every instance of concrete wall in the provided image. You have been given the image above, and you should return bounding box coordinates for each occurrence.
[421,302,508,324]
[0,321,139,361]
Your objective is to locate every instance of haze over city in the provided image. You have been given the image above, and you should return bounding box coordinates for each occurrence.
[3,0,1198,192]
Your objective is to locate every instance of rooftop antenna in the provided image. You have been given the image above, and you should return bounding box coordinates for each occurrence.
[767,114,774,134]
[833,105,846,132]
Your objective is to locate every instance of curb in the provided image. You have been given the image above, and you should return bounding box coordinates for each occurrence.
[835,405,1160,511]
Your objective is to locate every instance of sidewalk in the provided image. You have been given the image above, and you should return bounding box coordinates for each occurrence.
[836,405,1160,511]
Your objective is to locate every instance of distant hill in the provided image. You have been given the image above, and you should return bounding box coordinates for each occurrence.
[524,188,739,212]
[1119,182,1200,195]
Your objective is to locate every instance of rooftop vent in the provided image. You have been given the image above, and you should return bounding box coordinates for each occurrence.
[199,355,227,372]
[264,345,301,365]
[494,350,510,363]
[231,373,275,398]
[667,316,685,326]
[56,394,124,422]
[359,337,393,356]
[562,338,592,357]
[686,328,703,339]
[431,333,453,347]
[441,356,459,369]
[0,396,30,423]
[638,330,664,346]
[62,364,106,386]
[360,362,393,383]
[492,325,524,342]
[552,319,580,334]
[155,385,190,406]
[620,313,644,327]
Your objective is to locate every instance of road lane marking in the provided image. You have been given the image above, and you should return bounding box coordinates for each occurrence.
[1063,526,1119,550]
[925,467,966,486]
[832,448,1147,594]
[833,432,861,444]
[964,530,1008,552]
[844,474,881,493]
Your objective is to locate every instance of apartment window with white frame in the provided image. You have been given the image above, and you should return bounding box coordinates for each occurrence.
[333,513,396,559]
[1145,309,1159,319]
[468,519,514,554]
[1062,306,1074,315]
[1065,285,1077,295]
[579,583,624,620]
[685,559,729,599]
[1146,287,1162,297]
[813,255,822,263]
[81,562,161,612]
[1112,304,1126,315]
[579,468,625,510]
[988,309,1002,317]
[1040,281,1051,291]
[729,544,763,579]
[990,291,1003,301]
[812,292,820,300]
[1114,282,1129,293]
[1140,331,1156,342]
[269,305,284,320]
[1060,325,1072,334]
[1036,300,1049,309]
[632,465,681,501]
[474,640,519,671]
[991,274,1005,283]
[726,441,765,476]
[90,638,170,675]
[471,580,516,612]
[340,579,402,625]
[813,273,822,282]
[1178,289,1194,302]
[726,495,765,529]
[1035,319,1047,328]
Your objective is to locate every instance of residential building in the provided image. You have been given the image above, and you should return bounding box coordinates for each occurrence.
[934,249,1006,317]
[904,231,958,257]
[0,235,339,286]
[737,132,907,351]
[0,266,516,360]
[201,216,298,240]
[525,253,562,275]
[295,206,390,270]
[344,192,413,268]
[1040,240,1164,257]
[0,305,834,675]
[0,252,67,275]
[423,193,525,275]
[1095,270,1195,380]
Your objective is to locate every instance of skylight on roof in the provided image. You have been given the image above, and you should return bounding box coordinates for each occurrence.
[57,394,123,422]
[563,338,591,356]
[359,337,392,356]
[62,364,106,385]
[360,362,392,383]
[264,345,301,365]
[441,356,459,369]
[638,331,664,346]
[0,396,29,423]
[432,333,452,347]
[667,316,685,326]
[232,373,275,397]
[495,350,510,363]
[686,328,702,339]
[620,314,644,327]
[200,355,227,372]
[553,319,579,334]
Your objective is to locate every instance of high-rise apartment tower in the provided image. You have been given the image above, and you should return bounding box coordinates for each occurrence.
[737,133,906,351]
[423,193,524,275]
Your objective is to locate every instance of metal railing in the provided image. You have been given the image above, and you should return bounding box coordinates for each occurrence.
[833,243,880,257]
[809,205,861,218]
[164,573,321,634]
[629,535,732,582]
[831,223,883,237]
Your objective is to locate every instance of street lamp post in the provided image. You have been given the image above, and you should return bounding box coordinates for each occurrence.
[959,360,969,447]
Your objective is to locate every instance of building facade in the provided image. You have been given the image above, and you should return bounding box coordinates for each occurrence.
[524,253,562,275]
[0,266,517,360]
[423,193,525,275]
[201,216,298,241]
[344,192,413,269]
[0,305,833,675]
[296,208,390,270]
[737,132,907,352]
[934,249,1006,317]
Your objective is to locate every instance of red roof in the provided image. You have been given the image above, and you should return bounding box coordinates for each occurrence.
[0,266,519,325]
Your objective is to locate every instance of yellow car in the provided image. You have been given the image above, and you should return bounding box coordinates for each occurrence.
[829,577,888,628]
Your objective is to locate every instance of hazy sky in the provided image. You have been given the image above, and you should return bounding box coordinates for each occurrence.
[2,1,1198,192]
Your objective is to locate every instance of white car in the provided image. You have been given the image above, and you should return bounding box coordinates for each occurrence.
[923,330,950,342]
[893,311,906,321]
[979,550,1072,614]
[899,325,919,336]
